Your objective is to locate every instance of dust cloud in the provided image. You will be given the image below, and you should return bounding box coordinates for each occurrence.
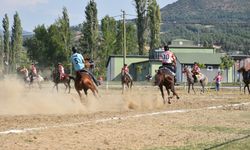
[0,77,163,116]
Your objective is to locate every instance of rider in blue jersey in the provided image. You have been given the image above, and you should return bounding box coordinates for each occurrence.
[71,47,100,86]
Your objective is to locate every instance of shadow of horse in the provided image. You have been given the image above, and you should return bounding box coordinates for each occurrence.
[121,73,133,94]
[238,67,250,94]
[52,70,75,93]
[74,71,98,103]
[182,66,208,94]
[155,69,180,104]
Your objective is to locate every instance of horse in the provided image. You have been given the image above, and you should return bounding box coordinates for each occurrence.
[52,70,74,93]
[17,67,44,88]
[154,68,180,104]
[74,71,98,102]
[182,66,208,93]
[238,67,250,94]
[121,72,133,94]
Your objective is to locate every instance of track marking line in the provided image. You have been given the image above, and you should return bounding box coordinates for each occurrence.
[0,102,249,135]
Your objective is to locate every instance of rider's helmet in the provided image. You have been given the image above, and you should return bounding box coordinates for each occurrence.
[164,45,169,51]
[72,46,77,53]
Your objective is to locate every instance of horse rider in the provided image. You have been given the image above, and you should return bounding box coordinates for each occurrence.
[29,63,37,83]
[121,64,132,80]
[191,62,201,82]
[71,46,100,86]
[159,45,177,82]
[58,62,65,80]
[20,66,29,81]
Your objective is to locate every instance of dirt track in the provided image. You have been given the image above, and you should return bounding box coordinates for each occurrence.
[0,78,249,150]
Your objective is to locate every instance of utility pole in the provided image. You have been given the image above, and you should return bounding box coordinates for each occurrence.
[122,10,126,65]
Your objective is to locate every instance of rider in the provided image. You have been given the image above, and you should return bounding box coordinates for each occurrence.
[159,45,177,83]
[121,64,132,80]
[29,63,37,82]
[191,62,201,82]
[58,62,65,80]
[71,46,100,86]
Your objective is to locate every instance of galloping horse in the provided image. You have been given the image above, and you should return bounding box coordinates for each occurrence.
[74,71,98,102]
[17,66,44,88]
[238,67,250,94]
[182,66,208,93]
[52,70,74,93]
[155,68,179,104]
[121,72,133,94]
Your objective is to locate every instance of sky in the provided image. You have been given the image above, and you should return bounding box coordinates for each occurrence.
[0,0,178,32]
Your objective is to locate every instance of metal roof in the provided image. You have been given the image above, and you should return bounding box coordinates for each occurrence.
[175,53,225,64]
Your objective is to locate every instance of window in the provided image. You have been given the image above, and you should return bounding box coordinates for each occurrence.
[207,66,213,71]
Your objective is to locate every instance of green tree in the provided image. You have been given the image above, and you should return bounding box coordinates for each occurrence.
[100,16,116,59]
[59,7,71,62]
[82,0,98,60]
[148,0,161,50]
[115,20,123,55]
[2,14,10,72]
[10,12,23,72]
[135,0,148,55]
[126,23,138,55]
[220,55,234,69]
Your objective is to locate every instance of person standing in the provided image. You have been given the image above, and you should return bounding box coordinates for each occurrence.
[71,47,100,86]
[213,72,223,91]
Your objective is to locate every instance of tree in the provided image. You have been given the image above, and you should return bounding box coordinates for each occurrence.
[59,7,71,62]
[126,23,138,55]
[148,0,161,50]
[2,14,10,72]
[220,55,234,69]
[82,0,98,60]
[10,12,23,72]
[135,0,148,55]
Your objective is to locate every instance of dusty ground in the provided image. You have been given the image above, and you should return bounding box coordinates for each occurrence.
[0,78,249,150]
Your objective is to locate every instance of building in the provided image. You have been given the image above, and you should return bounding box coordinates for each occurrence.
[106,39,238,83]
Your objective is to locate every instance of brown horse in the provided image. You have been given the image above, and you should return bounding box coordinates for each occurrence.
[238,67,250,94]
[52,70,74,93]
[155,69,180,104]
[182,66,208,93]
[121,72,133,94]
[74,71,98,101]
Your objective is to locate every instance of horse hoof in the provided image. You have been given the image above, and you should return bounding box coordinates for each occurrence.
[177,96,180,99]
[168,101,171,104]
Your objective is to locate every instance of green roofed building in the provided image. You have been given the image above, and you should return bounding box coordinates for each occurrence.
[106,39,234,83]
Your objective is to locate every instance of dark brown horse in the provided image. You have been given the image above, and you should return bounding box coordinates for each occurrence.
[238,67,250,94]
[52,70,74,93]
[74,71,98,101]
[182,66,208,93]
[155,69,180,104]
[121,72,133,94]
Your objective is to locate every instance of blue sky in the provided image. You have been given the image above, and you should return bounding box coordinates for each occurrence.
[0,0,177,32]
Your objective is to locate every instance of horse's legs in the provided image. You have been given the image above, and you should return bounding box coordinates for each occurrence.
[170,84,180,103]
[191,83,196,94]
[200,81,205,93]
[188,84,191,93]
[159,85,165,104]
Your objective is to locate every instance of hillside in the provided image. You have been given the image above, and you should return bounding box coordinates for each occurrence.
[160,0,250,54]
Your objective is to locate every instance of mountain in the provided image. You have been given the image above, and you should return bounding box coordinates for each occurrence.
[0,29,34,39]
[160,0,250,54]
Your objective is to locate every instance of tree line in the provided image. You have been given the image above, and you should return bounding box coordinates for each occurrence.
[0,0,161,78]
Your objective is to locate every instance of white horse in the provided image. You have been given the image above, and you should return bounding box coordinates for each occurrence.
[19,67,44,88]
